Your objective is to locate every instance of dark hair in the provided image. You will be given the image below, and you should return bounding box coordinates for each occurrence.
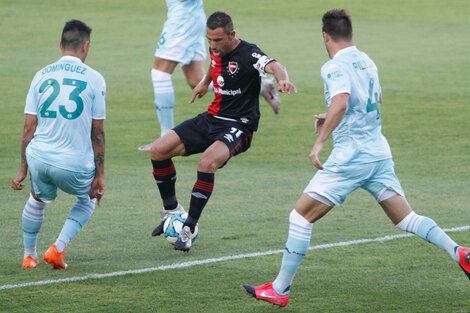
[61,20,92,51]
[322,9,352,41]
[207,11,233,34]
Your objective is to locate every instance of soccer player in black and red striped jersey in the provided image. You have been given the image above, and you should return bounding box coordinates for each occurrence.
[149,11,296,252]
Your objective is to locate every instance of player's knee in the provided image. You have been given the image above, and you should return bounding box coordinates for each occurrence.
[197,157,219,173]
[150,140,166,160]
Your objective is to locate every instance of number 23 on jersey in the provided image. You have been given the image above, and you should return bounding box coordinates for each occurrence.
[39,78,87,120]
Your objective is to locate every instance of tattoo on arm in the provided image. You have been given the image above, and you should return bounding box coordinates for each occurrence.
[91,125,105,146]
[91,123,105,176]
[21,139,31,165]
[94,152,104,169]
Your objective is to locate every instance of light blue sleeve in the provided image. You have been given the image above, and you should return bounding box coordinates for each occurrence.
[24,73,40,115]
[321,61,350,98]
[92,75,106,120]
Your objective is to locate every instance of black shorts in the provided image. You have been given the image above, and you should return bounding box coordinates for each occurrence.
[174,112,253,158]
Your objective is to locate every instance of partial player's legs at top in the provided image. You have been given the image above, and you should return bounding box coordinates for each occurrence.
[138,58,205,151]
[152,58,178,137]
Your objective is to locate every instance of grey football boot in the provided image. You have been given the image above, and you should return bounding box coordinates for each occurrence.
[151,204,185,236]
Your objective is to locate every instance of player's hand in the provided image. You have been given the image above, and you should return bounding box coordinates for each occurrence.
[89,176,105,205]
[277,80,297,95]
[314,113,327,133]
[11,172,26,190]
[189,82,209,103]
[309,142,324,170]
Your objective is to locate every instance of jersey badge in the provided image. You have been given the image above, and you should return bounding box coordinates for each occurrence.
[228,61,239,75]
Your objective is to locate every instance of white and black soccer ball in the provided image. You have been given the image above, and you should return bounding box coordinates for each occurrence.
[163,212,199,245]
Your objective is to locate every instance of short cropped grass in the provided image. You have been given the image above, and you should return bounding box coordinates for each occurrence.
[1,0,469,312]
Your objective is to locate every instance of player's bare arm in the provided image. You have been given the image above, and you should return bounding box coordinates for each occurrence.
[11,114,37,190]
[90,119,105,205]
[190,66,212,103]
[309,93,349,169]
[314,113,327,133]
[265,61,297,94]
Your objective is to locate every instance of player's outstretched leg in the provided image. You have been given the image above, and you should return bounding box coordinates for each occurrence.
[395,211,470,279]
[458,247,470,280]
[241,282,290,308]
[260,77,280,114]
[152,203,185,236]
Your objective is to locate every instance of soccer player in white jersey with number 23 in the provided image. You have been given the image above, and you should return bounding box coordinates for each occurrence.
[12,20,106,270]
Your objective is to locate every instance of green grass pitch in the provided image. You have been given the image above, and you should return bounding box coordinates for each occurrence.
[1,0,469,312]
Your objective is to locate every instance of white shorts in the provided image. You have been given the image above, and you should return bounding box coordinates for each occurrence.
[304,158,405,206]
[155,15,207,65]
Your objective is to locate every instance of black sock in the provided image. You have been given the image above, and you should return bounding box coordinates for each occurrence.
[151,159,177,210]
[185,171,214,232]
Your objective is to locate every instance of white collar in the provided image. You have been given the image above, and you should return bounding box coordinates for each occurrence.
[59,55,83,63]
[333,46,357,58]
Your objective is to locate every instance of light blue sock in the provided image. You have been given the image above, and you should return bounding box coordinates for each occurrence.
[22,194,46,259]
[152,69,175,137]
[273,209,312,295]
[396,211,459,261]
[56,199,96,252]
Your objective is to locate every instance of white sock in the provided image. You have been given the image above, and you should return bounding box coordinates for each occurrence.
[151,69,175,136]
[54,238,68,253]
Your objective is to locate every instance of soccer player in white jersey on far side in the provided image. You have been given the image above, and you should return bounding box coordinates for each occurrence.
[11,20,106,270]
[241,9,470,308]
[138,0,281,150]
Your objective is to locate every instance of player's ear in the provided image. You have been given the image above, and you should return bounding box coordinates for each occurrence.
[82,41,90,53]
[229,30,236,39]
[59,41,63,51]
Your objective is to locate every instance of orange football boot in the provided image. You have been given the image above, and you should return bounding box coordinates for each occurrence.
[22,256,39,269]
[43,244,68,269]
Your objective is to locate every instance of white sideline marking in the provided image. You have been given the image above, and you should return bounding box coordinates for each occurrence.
[1,225,469,291]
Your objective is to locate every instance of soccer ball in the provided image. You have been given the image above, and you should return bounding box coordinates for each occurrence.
[163,212,199,245]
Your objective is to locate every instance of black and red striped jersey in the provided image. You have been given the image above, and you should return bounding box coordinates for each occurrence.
[207,40,274,131]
